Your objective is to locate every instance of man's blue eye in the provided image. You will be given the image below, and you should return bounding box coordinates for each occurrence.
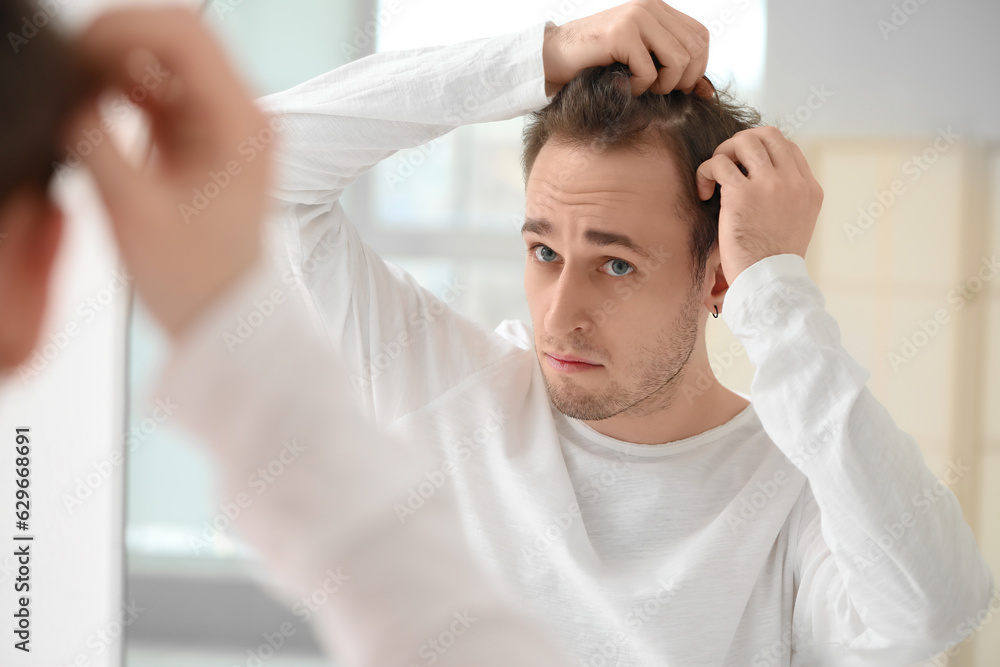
[533,245,557,262]
[530,245,633,277]
[602,258,634,277]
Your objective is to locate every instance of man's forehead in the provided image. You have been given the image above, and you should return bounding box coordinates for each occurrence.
[530,134,681,175]
[526,140,684,205]
[524,171,687,240]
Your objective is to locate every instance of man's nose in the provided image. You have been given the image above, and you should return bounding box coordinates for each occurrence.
[544,267,597,338]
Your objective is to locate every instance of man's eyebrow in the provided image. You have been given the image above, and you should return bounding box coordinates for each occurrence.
[520,217,652,260]
[520,217,552,237]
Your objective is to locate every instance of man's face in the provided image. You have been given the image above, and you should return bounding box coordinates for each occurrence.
[522,139,708,421]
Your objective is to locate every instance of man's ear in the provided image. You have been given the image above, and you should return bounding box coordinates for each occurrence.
[0,189,65,371]
[700,242,730,314]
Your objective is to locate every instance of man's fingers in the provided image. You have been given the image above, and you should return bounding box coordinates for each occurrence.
[693,75,716,100]
[755,126,798,171]
[696,154,747,200]
[659,1,711,49]
[787,140,815,182]
[648,2,709,93]
[76,7,252,141]
[673,41,708,94]
[788,141,824,201]
[639,21,690,95]
[622,41,658,96]
[712,133,773,177]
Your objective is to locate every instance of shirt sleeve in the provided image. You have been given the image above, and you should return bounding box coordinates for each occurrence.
[255,22,552,429]
[149,258,574,667]
[721,253,997,664]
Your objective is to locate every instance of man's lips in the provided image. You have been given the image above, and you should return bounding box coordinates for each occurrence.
[547,352,599,365]
[545,352,602,373]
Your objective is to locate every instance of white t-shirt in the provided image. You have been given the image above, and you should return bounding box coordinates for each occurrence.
[241,20,993,667]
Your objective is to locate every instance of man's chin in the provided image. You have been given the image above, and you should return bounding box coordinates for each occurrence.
[550,396,620,422]
[542,374,617,421]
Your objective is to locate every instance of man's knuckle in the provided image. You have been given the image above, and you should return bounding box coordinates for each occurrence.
[695,23,710,44]
[623,3,644,20]
[762,125,783,139]
[610,19,633,39]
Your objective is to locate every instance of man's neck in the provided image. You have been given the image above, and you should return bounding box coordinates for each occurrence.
[581,363,750,445]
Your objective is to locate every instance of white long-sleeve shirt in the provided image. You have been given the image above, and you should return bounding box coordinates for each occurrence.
[183,20,994,667]
[152,256,577,667]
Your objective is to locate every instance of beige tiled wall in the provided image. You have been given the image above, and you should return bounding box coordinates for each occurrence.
[975,149,1000,667]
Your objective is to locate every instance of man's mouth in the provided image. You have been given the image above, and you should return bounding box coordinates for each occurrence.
[545,352,602,373]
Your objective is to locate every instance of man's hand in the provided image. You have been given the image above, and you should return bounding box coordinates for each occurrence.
[542,0,711,97]
[65,7,272,340]
[695,127,824,284]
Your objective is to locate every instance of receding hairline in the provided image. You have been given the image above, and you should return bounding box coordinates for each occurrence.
[523,126,687,184]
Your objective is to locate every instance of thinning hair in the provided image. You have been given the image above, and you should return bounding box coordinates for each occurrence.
[521,63,761,285]
[1,0,96,205]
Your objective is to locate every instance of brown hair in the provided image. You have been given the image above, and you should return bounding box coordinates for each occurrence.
[521,63,761,285]
[1,0,96,206]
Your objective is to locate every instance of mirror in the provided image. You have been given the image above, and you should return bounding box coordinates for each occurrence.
[117,1,1000,666]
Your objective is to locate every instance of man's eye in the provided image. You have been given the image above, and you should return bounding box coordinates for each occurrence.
[531,244,558,263]
[601,258,634,277]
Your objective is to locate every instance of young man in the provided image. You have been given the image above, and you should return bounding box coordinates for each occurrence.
[258,0,996,664]
[1,3,578,665]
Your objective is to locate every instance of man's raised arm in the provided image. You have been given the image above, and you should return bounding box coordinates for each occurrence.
[253,24,553,427]
[700,127,996,664]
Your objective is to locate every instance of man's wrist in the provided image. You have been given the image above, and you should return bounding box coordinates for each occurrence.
[721,254,813,332]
